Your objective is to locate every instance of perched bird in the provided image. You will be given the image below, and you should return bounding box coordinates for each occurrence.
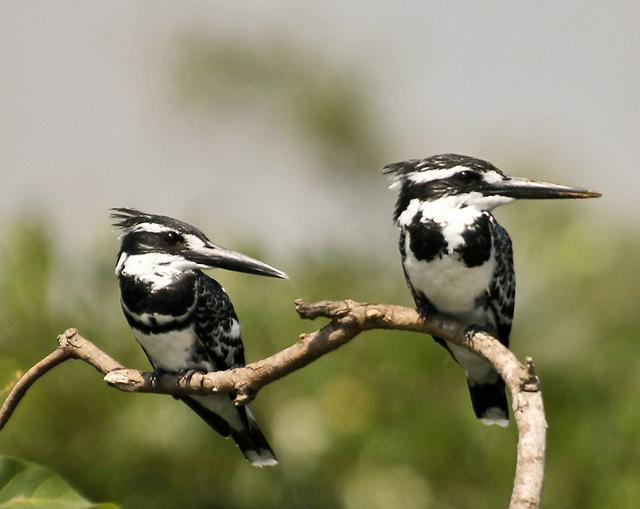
[384,154,599,426]
[111,208,286,466]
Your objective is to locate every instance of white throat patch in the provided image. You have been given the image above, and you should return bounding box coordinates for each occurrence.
[118,252,198,290]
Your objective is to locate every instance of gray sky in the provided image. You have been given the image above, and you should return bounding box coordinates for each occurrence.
[1,1,637,259]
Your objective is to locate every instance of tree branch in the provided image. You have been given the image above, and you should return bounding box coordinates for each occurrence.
[0,299,546,509]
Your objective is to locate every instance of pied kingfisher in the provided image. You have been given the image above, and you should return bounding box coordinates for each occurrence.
[385,154,599,426]
[111,208,287,466]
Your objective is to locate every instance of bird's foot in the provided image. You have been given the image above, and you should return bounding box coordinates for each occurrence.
[464,324,485,341]
[149,368,167,388]
[178,368,208,384]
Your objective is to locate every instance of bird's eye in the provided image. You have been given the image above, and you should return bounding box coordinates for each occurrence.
[163,231,182,245]
[458,170,480,182]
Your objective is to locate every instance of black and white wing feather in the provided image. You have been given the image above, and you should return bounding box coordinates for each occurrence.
[487,218,516,347]
[179,272,277,467]
[193,275,245,370]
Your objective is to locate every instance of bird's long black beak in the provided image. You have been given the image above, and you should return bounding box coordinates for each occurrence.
[490,177,601,200]
[185,244,288,279]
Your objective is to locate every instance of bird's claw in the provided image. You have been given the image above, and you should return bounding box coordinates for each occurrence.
[464,324,484,341]
[149,368,166,388]
[178,368,207,384]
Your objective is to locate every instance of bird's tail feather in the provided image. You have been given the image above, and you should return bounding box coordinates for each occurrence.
[230,407,278,467]
[467,379,509,427]
[433,335,509,427]
[179,396,277,467]
[179,396,231,436]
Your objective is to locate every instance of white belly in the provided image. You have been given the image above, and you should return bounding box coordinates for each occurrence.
[134,328,245,431]
[403,237,497,383]
[133,327,211,372]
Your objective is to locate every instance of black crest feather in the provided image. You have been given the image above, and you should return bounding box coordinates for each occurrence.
[110,207,209,239]
[110,208,154,230]
[383,153,503,180]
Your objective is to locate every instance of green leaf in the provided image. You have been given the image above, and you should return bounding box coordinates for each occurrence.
[0,457,118,508]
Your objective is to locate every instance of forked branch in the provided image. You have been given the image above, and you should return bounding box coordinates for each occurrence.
[0,299,546,509]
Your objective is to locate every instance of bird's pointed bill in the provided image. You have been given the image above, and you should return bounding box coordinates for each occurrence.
[490,177,601,200]
[186,245,288,279]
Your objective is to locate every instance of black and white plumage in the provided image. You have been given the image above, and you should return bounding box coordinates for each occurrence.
[385,154,599,426]
[112,208,287,466]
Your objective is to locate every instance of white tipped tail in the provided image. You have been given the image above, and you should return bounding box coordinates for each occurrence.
[244,449,278,468]
[231,407,278,467]
[480,407,510,427]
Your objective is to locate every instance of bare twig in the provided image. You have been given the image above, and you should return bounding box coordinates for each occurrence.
[0,328,124,430]
[0,300,546,509]
[0,349,71,428]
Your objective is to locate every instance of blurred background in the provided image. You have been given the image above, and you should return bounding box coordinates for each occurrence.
[1,2,638,508]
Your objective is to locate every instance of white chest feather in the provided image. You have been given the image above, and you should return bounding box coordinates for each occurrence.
[403,244,495,318]
[400,200,495,319]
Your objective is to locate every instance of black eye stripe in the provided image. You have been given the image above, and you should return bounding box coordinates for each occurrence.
[163,231,183,245]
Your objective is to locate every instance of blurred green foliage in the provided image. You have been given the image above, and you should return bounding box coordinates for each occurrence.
[1,31,638,509]
[0,204,638,508]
